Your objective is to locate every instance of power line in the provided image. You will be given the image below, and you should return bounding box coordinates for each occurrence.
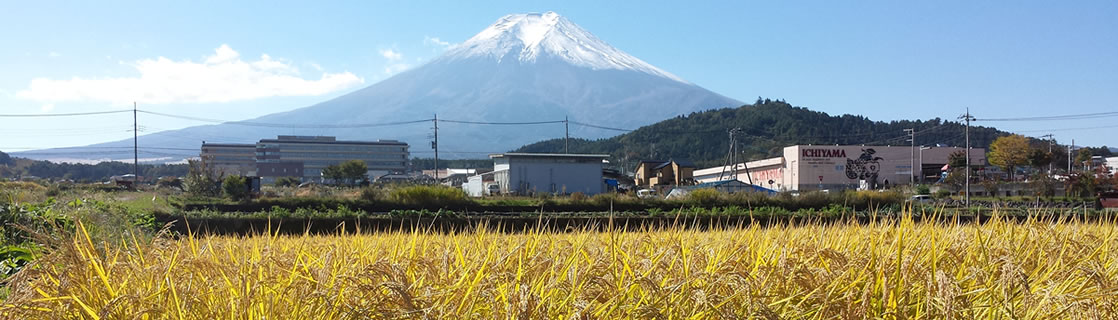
[976,111,1118,122]
[137,110,434,128]
[0,110,131,117]
[438,119,566,125]
[1012,124,1118,133]
[569,121,631,132]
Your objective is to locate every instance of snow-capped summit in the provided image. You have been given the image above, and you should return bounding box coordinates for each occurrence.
[34,12,741,162]
[440,11,687,83]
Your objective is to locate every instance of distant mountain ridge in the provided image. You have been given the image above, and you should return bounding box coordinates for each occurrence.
[18,11,740,162]
[514,99,1012,168]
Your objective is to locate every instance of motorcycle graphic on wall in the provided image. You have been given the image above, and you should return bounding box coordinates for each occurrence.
[846,148,884,184]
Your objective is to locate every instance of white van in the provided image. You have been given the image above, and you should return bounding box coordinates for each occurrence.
[911,195,932,203]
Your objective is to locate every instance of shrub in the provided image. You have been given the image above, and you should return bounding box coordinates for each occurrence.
[590,193,635,207]
[934,189,953,199]
[274,177,301,188]
[222,176,250,201]
[183,159,221,197]
[915,185,930,195]
[686,188,721,206]
[359,186,386,202]
[569,192,588,203]
[157,177,183,190]
[389,185,470,207]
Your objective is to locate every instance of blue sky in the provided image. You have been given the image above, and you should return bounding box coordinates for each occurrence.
[2,1,1116,152]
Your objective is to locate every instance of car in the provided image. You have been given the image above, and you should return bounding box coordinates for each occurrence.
[636,189,657,199]
[911,195,932,203]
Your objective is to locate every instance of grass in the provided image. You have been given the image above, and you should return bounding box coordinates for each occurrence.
[3,210,1118,318]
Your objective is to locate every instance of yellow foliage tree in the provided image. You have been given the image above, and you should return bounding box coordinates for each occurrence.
[988,134,1030,180]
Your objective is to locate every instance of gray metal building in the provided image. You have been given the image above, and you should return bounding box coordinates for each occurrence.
[489,153,609,195]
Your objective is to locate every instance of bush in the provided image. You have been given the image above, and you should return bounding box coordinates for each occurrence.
[590,193,636,207]
[569,192,588,203]
[183,159,220,197]
[915,185,930,195]
[222,176,250,201]
[389,185,470,207]
[686,188,721,206]
[156,177,183,190]
[274,177,301,188]
[360,186,386,202]
[934,189,953,199]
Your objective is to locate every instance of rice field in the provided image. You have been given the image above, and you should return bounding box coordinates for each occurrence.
[3,213,1118,319]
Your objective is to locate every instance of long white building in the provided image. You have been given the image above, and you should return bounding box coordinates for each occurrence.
[694,145,986,191]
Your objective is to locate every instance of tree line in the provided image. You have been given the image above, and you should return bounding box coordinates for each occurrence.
[0,151,188,182]
[515,99,1008,168]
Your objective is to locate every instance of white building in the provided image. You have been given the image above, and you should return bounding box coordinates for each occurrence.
[695,145,986,191]
[487,153,609,195]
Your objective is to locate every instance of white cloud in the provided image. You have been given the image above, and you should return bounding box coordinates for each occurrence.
[16,44,364,105]
[379,49,403,61]
[424,36,452,48]
[378,48,411,75]
[41,103,55,112]
[48,52,61,57]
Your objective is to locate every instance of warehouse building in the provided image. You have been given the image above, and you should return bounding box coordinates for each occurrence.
[694,145,986,191]
[200,136,409,184]
[256,136,409,183]
[199,143,257,177]
[485,153,609,195]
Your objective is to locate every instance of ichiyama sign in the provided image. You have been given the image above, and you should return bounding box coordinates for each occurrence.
[802,149,847,158]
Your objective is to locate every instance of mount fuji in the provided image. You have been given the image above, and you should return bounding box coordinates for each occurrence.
[27,11,741,161]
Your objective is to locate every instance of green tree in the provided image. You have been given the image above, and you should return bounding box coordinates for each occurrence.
[222,175,250,201]
[183,159,221,197]
[322,164,343,184]
[1076,148,1093,166]
[323,160,368,186]
[1027,148,1052,169]
[988,135,1030,180]
[339,160,369,185]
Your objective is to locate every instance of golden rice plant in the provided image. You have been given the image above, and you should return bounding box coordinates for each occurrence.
[2,211,1118,319]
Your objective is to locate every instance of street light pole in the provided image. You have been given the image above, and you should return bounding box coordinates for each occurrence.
[919,146,931,184]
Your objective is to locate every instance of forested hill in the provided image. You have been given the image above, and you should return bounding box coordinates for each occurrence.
[514,99,1008,168]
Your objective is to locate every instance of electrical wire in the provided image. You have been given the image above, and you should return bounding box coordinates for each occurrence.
[438,119,565,125]
[976,111,1118,122]
[0,110,131,117]
[137,110,434,128]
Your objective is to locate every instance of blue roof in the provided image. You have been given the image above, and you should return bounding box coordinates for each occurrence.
[688,180,776,194]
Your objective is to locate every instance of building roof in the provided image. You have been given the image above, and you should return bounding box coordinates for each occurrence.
[489,153,609,159]
[258,136,408,146]
[640,159,695,170]
[201,143,255,148]
[688,180,777,194]
[693,156,783,176]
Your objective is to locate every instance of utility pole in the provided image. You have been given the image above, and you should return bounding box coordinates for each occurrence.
[718,128,742,181]
[564,115,569,154]
[958,109,975,207]
[1068,139,1074,173]
[133,102,138,186]
[432,114,439,182]
[905,128,915,185]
